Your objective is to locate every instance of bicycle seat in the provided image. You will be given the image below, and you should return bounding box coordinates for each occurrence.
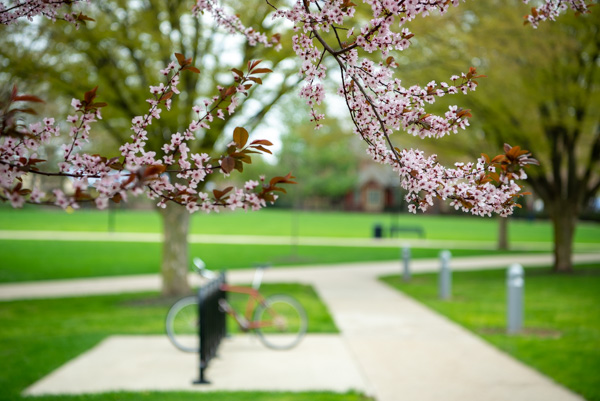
[252,264,271,290]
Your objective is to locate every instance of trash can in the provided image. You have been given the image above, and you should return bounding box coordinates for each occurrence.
[373,224,383,238]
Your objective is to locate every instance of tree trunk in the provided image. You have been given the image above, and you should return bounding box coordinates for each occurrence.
[158,204,191,297]
[497,216,508,250]
[550,207,576,273]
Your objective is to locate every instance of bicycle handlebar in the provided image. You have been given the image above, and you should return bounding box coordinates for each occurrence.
[193,257,217,279]
[193,257,270,287]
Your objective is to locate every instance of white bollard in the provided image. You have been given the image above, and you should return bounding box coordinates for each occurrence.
[402,246,411,282]
[439,250,452,300]
[507,263,524,334]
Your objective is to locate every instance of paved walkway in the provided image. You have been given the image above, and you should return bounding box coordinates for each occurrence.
[3,252,600,301]
[10,252,600,400]
[4,229,600,251]
[25,334,368,395]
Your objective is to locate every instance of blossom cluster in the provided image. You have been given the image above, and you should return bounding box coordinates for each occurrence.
[0,116,59,208]
[271,0,535,215]
[192,0,278,48]
[0,0,584,216]
[0,0,90,27]
[523,0,592,28]
[398,149,529,217]
[0,58,283,213]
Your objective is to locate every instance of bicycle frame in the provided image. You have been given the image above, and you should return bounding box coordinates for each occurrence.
[218,283,279,331]
[167,260,306,354]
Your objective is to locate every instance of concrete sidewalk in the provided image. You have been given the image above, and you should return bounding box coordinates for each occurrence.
[5,229,600,252]
[2,252,600,301]
[25,335,368,395]
[11,253,600,400]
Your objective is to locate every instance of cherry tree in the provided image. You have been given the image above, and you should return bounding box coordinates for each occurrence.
[0,0,592,257]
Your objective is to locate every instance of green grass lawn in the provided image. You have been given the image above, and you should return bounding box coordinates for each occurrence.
[0,239,518,282]
[2,207,600,244]
[0,284,352,401]
[380,264,600,401]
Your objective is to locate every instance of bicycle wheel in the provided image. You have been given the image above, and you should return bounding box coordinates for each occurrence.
[253,294,307,350]
[166,296,199,353]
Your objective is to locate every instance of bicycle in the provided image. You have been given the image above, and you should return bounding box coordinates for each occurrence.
[166,258,307,352]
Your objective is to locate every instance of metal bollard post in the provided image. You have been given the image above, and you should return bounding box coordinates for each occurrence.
[507,263,524,334]
[439,250,452,300]
[402,246,411,282]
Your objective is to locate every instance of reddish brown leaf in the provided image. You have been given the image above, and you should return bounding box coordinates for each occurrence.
[236,153,252,164]
[13,95,44,103]
[213,186,233,200]
[220,86,236,99]
[491,155,506,164]
[182,65,201,73]
[248,60,262,71]
[233,127,249,148]
[75,12,95,22]
[262,193,275,202]
[234,159,244,172]
[175,53,186,66]
[221,156,235,174]
[28,158,45,165]
[251,68,273,74]
[269,172,297,186]
[143,164,167,178]
[84,87,98,105]
[531,7,538,17]
[250,139,273,146]
[252,145,272,154]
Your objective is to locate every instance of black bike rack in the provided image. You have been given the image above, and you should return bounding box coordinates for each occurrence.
[194,271,227,384]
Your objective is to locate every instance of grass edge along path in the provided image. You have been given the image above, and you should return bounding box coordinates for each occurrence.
[379,263,600,401]
[17,391,373,401]
[1,208,600,244]
[0,284,340,401]
[0,240,524,283]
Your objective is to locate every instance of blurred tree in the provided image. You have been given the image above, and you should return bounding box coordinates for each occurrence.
[237,97,358,210]
[400,1,600,271]
[278,126,357,209]
[0,0,300,295]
